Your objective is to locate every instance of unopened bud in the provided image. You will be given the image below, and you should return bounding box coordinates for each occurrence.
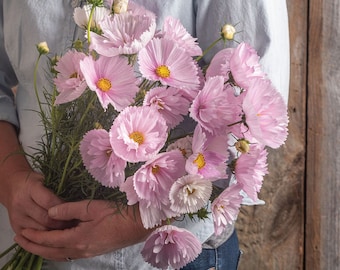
[113,0,129,14]
[235,139,250,154]
[221,24,236,41]
[94,122,103,129]
[37,41,50,55]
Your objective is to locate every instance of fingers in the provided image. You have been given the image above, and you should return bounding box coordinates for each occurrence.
[30,179,64,210]
[48,200,114,221]
[14,233,78,261]
[16,227,98,261]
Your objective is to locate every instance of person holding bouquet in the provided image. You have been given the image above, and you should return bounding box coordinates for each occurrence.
[0,0,289,269]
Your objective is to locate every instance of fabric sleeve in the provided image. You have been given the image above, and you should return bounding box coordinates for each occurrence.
[0,0,19,128]
[195,0,290,103]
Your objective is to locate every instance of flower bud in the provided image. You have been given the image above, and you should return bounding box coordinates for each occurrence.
[113,0,129,14]
[221,24,236,41]
[235,139,250,154]
[37,41,50,55]
[94,122,103,129]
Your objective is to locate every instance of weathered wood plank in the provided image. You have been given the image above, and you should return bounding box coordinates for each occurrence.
[306,0,340,269]
[236,0,307,269]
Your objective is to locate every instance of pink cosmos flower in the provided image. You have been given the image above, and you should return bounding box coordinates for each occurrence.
[79,129,126,188]
[139,200,180,229]
[133,150,186,208]
[53,50,87,105]
[109,106,168,162]
[169,174,212,214]
[234,144,268,201]
[90,12,156,57]
[120,176,180,229]
[119,176,139,205]
[229,42,266,89]
[186,125,228,179]
[161,16,202,56]
[190,76,238,135]
[166,136,193,159]
[242,78,289,148]
[211,183,243,235]
[206,47,234,79]
[143,86,191,128]
[138,37,200,90]
[80,55,138,111]
[141,225,202,269]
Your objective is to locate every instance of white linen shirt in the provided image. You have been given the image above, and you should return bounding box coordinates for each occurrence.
[0,0,289,269]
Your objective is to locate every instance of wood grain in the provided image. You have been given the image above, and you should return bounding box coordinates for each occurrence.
[306,0,340,269]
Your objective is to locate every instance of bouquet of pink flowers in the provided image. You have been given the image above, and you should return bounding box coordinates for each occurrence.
[0,0,288,269]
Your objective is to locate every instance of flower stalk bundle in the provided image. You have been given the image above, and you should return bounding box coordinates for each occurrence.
[0,0,289,269]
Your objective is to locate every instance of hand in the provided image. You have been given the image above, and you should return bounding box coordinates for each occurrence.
[15,200,152,261]
[3,170,67,234]
[0,121,66,235]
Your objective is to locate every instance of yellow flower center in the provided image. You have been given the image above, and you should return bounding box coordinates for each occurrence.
[155,65,170,78]
[185,185,196,195]
[152,165,160,174]
[194,153,206,169]
[69,72,78,79]
[97,78,112,92]
[106,149,113,157]
[179,148,187,157]
[129,131,144,145]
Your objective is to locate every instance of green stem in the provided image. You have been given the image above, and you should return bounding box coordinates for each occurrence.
[56,92,96,194]
[0,243,17,259]
[78,93,97,126]
[32,256,43,270]
[57,142,77,194]
[87,5,97,45]
[195,37,222,62]
[33,54,49,140]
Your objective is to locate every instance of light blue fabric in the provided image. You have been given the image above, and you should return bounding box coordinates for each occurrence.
[0,0,290,269]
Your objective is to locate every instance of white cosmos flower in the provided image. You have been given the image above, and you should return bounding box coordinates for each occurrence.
[169,174,212,214]
[73,4,110,31]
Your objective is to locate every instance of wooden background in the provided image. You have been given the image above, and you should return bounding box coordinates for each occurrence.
[236,0,340,269]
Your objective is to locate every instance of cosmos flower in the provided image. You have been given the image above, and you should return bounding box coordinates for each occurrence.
[186,125,228,179]
[205,47,234,79]
[143,86,191,128]
[242,78,289,148]
[109,106,168,162]
[80,55,138,111]
[190,76,237,135]
[74,4,110,31]
[90,12,156,57]
[120,175,180,229]
[133,150,186,207]
[54,50,87,105]
[79,129,126,188]
[141,225,202,269]
[139,200,180,229]
[138,37,200,90]
[169,174,212,214]
[211,183,243,235]
[166,136,193,159]
[229,42,266,89]
[234,144,268,201]
[161,16,202,56]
